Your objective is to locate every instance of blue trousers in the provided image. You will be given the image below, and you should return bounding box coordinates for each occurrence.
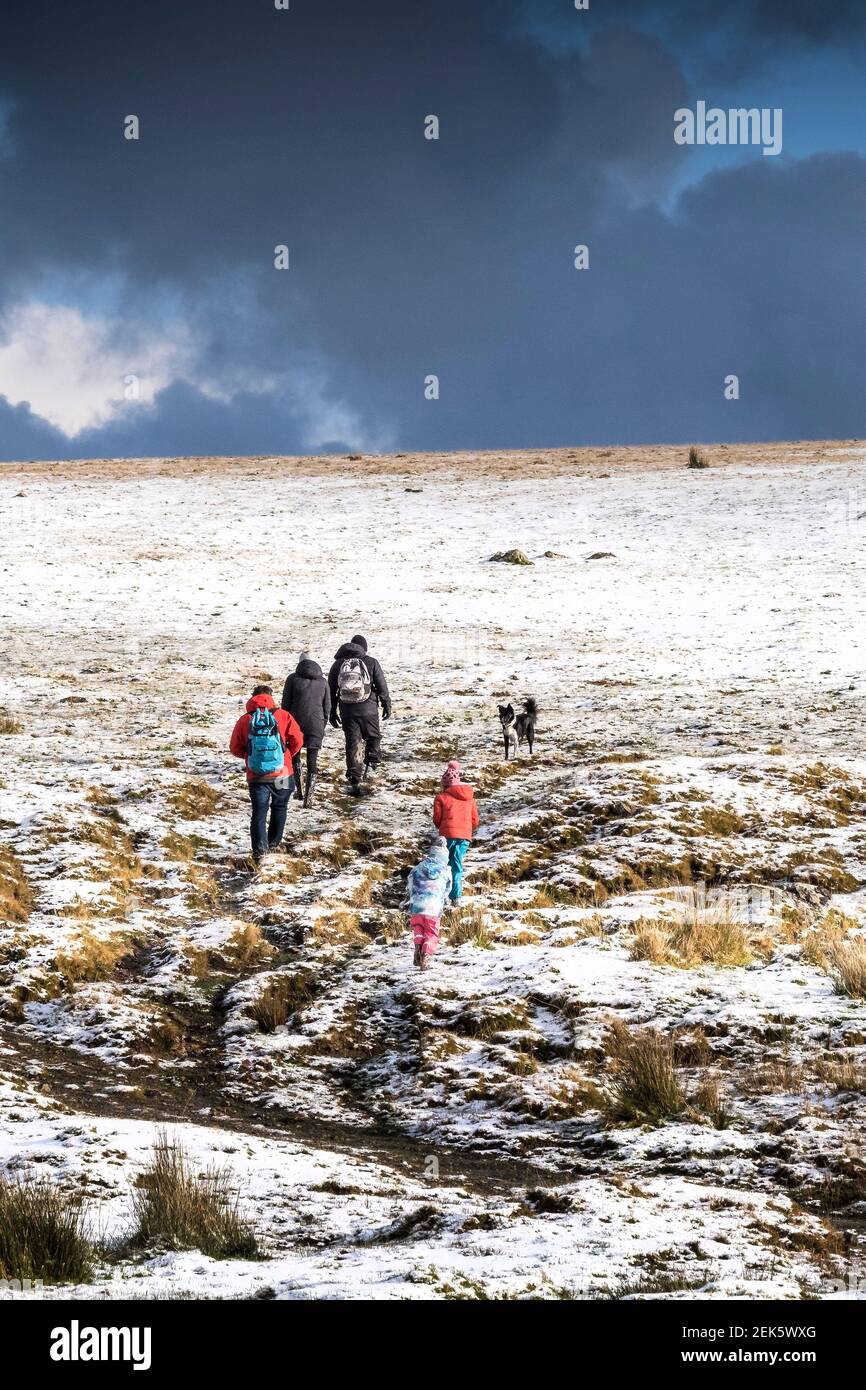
[446,838,470,901]
[248,777,293,859]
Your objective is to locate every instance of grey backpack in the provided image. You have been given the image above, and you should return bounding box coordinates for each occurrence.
[337,657,372,704]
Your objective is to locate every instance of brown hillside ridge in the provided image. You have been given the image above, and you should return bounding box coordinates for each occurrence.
[2,438,864,483]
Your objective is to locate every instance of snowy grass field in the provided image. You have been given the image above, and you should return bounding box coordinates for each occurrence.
[0,440,865,1300]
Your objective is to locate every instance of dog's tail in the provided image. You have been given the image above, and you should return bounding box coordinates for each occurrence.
[523,697,538,716]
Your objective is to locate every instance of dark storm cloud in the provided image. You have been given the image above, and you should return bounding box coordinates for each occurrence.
[515,0,866,53]
[75,381,322,459]
[749,0,866,40]
[534,152,866,447]
[0,1,863,457]
[0,1,554,291]
[514,1,866,89]
[0,378,353,461]
[0,395,66,459]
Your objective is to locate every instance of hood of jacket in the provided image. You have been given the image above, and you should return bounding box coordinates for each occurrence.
[414,838,450,882]
[245,693,277,714]
[295,658,323,680]
[423,838,449,865]
[333,641,369,662]
[441,783,474,802]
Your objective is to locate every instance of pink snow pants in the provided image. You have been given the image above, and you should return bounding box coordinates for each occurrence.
[411,913,441,956]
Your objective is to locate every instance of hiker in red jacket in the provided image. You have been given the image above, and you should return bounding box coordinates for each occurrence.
[229,685,303,862]
[432,760,480,903]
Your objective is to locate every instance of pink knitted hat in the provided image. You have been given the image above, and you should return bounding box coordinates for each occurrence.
[441,760,461,789]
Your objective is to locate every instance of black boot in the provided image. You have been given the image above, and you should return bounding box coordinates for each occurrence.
[303,772,317,808]
[292,755,304,801]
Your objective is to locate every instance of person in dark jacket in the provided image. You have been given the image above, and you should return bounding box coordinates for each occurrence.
[280,654,330,807]
[327,634,391,796]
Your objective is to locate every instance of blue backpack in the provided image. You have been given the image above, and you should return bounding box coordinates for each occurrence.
[247,707,285,777]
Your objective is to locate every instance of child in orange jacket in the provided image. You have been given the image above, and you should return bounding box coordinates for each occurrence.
[432,760,479,902]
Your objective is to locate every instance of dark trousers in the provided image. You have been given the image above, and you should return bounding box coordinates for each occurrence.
[341,703,381,783]
[292,747,319,781]
[248,777,292,858]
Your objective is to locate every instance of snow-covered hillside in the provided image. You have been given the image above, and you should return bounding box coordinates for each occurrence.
[0,442,864,1299]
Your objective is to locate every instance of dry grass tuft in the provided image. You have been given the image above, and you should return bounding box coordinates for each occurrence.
[348,864,387,906]
[526,879,599,908]
[541,1066,607,1119]
[578,913,606,937]
[312,909,368,947]
[814,1163,866,1212]
[180,943,213,980]
[630,921,670,964]
[669,888,752,966]
[0,712,23,735]
[446,901,493,948]
[0,1173,94,1284]
[223,921,274,971]
[816,1057,866,1093]
[162,830,203,863]
[801,909,860,972]
[86,785,119,809]
[76,816,128,851]
[792,762,845,791]
[54,928,130,983]
[544,914,605,944]
[377,910,406,944]
[74,816,144,915]
[167,780,222,820]
[184,864,222,914]
[825,937,866,999]
[746,1057,804,1095]
[694,805,746,836]
[632,888,752,968]
[148,1016,187,1057]
[604,1020,687,1123]
[692,1074,732,1128]
[128,1132,259,1259]
[249,971,317,1032]
[322,822,380,869]
[687,445,709,469]
[776,900,818,943]
[249,985,289,1033]
[0,847,32,925]
[265,856,308,884]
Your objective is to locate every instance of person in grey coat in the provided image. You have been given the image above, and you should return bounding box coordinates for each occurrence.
[280,655,331,807]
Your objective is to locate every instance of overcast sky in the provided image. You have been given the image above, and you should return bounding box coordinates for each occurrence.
[1,0,864,460]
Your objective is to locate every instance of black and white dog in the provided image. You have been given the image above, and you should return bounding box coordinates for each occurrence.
[498,697,538,759]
